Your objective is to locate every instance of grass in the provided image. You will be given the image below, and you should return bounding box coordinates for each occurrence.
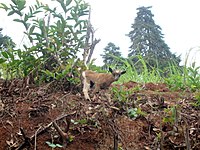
[110,49,200,92]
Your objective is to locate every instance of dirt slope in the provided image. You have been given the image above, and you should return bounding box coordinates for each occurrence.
[0,79,199,150]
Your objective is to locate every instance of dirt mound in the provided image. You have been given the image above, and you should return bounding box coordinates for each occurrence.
[0,79,199,150]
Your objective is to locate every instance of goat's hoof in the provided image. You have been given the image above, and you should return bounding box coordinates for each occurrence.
[85,97,91,101]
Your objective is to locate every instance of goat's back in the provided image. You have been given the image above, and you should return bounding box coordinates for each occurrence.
[83,70,114,85]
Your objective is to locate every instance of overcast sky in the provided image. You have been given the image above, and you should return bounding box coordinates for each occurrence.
[1,0,200,66]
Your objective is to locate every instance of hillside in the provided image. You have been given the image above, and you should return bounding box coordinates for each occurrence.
[0,78,199,150]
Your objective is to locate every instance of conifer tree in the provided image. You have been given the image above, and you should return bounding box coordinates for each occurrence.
[101,42,122,68]
[127,6,181,72]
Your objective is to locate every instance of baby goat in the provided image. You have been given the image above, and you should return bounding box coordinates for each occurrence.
[82,67,126,100]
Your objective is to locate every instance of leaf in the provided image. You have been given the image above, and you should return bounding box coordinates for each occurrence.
[0,58,6,64]
[6,51,15,61]
[55,144,63,148]
[24,14,29,22]
[41,70,55,78]
[29,25,35,35]
[0,3,9,11]
[1,51,8,59]
[78,119,87,124]
[24,22,31,30]
[18,0,26,11]
[8,10,15,16]
[17,50,22,58]
[29,6,32,14]
[74,20,82,28]
[66,0,72,6]
[45,141,56,148]
[13,19,23,23]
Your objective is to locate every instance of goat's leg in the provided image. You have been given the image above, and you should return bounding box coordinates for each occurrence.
[83,82,91,100]
[82,83,91,101]
[82,72,91,100]
[93,84,100,94]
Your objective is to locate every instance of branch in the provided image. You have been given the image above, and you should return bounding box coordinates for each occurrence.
[82,6,101,65]
[86,38,101,64]
[16,111,76,149]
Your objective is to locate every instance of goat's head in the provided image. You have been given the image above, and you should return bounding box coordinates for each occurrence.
[109,67,126,81]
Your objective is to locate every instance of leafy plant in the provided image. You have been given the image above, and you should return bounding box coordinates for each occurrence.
[162,106,177,125]
[193,91,200,108]
[0,0,89,82]
[111,86,133,103]
[127,108,138,119]
[187,62,200,91]
[71,119,87,125]
[127,107,146,119]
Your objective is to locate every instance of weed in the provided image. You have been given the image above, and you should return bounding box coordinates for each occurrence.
[71,119,87,125]
[187,62,200,91]
[162,106,177,125]
[193,91,200,108]
[111,86,133,103]
[127,107,147,119]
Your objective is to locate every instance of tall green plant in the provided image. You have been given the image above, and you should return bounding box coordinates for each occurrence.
[110,55,163,84]
[0,0,89,80]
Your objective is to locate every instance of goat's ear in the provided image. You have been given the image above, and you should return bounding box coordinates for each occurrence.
[121,71,126,75]
[109,67,113,73]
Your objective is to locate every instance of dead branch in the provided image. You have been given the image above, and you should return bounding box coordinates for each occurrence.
[52,116,71,147]
[82,6,101,65]
[16,128,31,150]
[183,117,191,150]
[34,126,42,150]
[16,111,76,149]
[114,133,118,150]
[83,7,91,64]
[86,38,101,64]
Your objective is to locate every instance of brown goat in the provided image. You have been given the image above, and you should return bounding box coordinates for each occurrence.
[82,67,126,100]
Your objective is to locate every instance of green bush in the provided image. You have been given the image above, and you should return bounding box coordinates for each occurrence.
[0,0,89,82]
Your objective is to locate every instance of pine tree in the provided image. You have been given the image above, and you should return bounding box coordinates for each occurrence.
[127,6,181,73]
[101,42,122,68]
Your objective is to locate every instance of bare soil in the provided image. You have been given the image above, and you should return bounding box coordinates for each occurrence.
[0,79,199,150]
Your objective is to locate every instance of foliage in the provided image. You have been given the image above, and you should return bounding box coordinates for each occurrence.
[0,28,16,75]
[127,108,138,119]
[127,6,181,73]
[163,64,185,90]
[111,52,199,93]
[0,0,89,82]
[111,86,133,103]
[186,62,200,91]
[71,118,87,125]
[112,56,163,84]
[193,91,200,107]
[46,141,63,149]
[101,42,123,69]
[162,106,177,125]
[0,28,15,49]
[111,84,147,120]
[164,49,200,91]
[127,107,146,119]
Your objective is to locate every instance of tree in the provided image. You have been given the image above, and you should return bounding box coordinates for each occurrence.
[127,6,181,73]
[0,28,15,49]
[101,42,122,68]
